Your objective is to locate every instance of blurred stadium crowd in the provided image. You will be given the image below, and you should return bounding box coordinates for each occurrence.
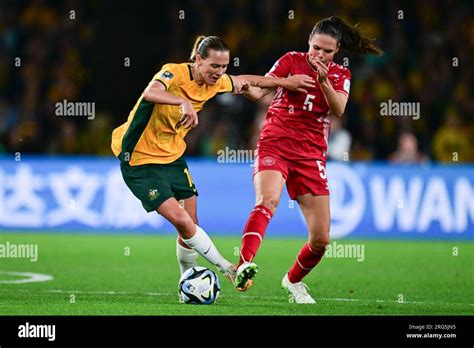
[0,0,472,162]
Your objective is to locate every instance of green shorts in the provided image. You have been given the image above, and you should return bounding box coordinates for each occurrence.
[120,156,198,212]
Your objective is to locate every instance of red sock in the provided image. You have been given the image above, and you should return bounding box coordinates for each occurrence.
[287,242,325,283]
[238,205,273,265]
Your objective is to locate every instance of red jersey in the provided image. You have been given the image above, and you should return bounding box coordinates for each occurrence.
[258,51,351,161]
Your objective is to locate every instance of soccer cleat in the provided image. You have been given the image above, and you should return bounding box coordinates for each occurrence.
[235,262,258,291]
[223,265,251,292]
[281,273,316,304]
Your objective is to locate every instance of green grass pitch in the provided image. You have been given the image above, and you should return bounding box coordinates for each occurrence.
[0,232,472,315]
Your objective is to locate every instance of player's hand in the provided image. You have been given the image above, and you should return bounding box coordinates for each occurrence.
[233,80,251,95]
[315,59,329,84]
[282,74,315,93]
[177,100,199,129]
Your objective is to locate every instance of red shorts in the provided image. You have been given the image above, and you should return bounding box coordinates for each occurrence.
[253,149,329,199]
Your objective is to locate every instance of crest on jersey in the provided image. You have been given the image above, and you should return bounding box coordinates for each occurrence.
[262,156,276,166]
[160,71,174,80]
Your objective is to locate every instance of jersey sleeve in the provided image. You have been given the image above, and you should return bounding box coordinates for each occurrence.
[217,74,234,93]
[332,67,351,97]
[265,52,292,78]
[152,63,180,90]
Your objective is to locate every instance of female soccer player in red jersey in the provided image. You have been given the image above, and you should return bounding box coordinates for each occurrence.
[234,17,383,303]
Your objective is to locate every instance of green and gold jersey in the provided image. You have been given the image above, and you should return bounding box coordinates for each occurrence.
[111,63,234,165]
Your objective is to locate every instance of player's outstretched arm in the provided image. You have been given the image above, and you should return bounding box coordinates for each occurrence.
[235,83,272,101]
[246,86,271,101]
[231,74,315,101]
[232,74,315,93]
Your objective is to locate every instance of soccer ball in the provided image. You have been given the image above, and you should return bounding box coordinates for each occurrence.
[178,266,221,305]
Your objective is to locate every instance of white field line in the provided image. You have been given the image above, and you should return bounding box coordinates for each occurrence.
[0,271,53,284]
[0,288,472,307]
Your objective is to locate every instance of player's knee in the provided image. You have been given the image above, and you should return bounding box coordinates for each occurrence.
[170,211,195,238]
[308,232,330,254]
[308,239,329,254]
[256,195,280,214]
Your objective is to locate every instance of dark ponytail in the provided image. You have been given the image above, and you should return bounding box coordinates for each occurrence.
[310,16,383,56]
[190,35,230,62]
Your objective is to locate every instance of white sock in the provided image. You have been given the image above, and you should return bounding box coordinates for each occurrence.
[176,240,199,275]
[182,225,232,273]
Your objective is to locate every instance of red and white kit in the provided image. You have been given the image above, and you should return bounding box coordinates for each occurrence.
[254,51,351,198]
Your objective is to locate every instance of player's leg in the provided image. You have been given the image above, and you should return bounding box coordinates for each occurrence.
[235,168,286,290]
[282,194,330,304]
[168,157,235,279]
[290,194,330,282]
[175,197,199,274]
[240,170,285,264]
[281,158,330,304]
[120,159,232,275]
[157,197,232,273]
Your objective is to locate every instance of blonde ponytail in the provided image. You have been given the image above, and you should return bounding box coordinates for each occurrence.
[190,35,207,62]
[189,35,230,62]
